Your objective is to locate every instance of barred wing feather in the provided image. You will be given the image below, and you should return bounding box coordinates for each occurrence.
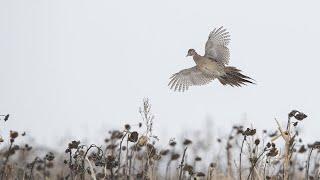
[204,26,230,65]
[168,66,213,92]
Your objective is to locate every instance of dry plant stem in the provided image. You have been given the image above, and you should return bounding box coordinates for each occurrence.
[144,149,153,180]
[126,138,129,179]
[110,166,114,180]
[239,136,246,180]
[179,146,188,180]
[0,141,13,179]
[43,158,46,180]
[316,159,320,179]
[291,156,296,179]
[140,156,145,177]
[28,157,39,180]
[85,157,97,180]
[314,153,320,179]
[81,144,98,180]
[306,147,314,180]
[117,131,128,174]
[254,166,263,180]
[166,160,172,180]
[103,166,107,179]
[275,119,291,180]
[286,115,291,131]
[247,150,266,180]
[129,149,135,177]
[128,152,133,177]
[263,157,269,180]
[207,166,213,180]
[68,150,74,180]
[226,129,234,178]
[140,98,154,137]
[227,144,233,179]
[227,143,233,178]
[22,170,26,180]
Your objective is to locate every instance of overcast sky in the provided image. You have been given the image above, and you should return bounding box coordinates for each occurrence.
[1,0,320,147]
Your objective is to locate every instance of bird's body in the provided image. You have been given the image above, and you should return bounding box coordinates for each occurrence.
[193,53,225,77]
[169,26,254,92]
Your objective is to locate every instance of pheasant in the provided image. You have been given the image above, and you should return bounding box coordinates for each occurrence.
[168,26,254,92]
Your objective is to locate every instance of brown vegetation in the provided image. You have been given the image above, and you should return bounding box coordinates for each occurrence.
[0,100,319,180]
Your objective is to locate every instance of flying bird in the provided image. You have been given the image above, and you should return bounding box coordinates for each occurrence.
[169,26,254,92]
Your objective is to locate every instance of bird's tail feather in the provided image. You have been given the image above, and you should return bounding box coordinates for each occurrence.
[218,66,255,87]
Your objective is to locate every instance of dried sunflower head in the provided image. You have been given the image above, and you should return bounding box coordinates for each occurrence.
[128,131,139,142]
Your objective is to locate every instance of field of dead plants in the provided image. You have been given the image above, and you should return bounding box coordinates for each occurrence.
[0,99,319,180]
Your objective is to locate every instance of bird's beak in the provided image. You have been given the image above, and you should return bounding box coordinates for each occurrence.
[186,54,189,57]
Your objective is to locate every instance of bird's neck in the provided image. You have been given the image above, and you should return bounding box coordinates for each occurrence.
[193,53,201,62]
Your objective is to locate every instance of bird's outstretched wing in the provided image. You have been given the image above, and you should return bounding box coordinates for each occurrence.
[204,26,230,65]
[168,66,213,92]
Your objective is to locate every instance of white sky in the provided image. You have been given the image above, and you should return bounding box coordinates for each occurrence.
[1,0,320,147]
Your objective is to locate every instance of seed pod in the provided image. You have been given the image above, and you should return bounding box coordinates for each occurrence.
[254,139,260,146]
[183,164,194,175]
[294,112,307,121]
[171,153,180,160]
[196,172,205,177]
[183,139,192,145]
[195,156,202,161]
[10,131,19,139]
[46,152,55,161]
[289,110,299,118]
[68,141,80,149]
[160,149,169,156]
[124,124,131,130]
[128,131,139,142]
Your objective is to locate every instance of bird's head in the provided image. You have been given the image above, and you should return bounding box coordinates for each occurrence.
[186,49,196,57]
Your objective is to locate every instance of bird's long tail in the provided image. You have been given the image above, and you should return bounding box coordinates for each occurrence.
[218,66,255,87]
